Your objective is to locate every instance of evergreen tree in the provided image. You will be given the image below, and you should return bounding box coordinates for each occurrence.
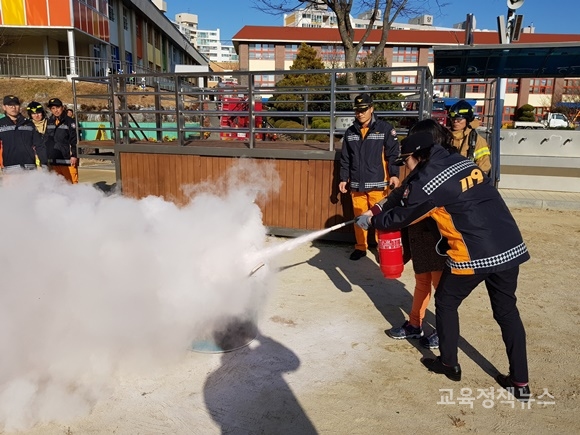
[515,104,536,122]
[269,43,330,114]
[335,56,403,114]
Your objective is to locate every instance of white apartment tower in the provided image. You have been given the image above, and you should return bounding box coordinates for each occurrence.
[283,4,382,29]
[175,13,238,62]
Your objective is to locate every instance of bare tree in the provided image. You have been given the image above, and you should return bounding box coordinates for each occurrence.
[252,1,446,86]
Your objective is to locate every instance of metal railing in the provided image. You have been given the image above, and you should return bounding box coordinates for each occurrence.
[72,66,501,183]
[0,54,159,79]
[73,66,440,151]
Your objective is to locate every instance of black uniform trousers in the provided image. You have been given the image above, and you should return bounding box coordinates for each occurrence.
[435,265,529,383]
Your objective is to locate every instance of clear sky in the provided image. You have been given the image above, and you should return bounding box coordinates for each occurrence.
[166,0,579,42]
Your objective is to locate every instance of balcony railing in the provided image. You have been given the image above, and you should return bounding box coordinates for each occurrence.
[0,54,159,79]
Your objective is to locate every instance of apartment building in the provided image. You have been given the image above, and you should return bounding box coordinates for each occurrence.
[232,25,580,122]
[0,0,206,78]
[174,13,238,63]
[284,3,458,32]
[283,3,381,30]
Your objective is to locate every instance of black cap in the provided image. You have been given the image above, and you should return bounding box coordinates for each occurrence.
[353,93,373,110]
[394,132,435,166]
[47,98,63,107]
[26,101,45,114]
[3,95,20,106]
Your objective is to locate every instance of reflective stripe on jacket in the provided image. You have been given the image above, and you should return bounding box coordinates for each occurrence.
[339,114,400,192]
[371,145,529,275]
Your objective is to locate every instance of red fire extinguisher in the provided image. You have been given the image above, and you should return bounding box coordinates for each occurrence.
[377,230,404,279]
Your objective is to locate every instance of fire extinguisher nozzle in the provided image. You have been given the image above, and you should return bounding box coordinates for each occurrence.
[328,219,356,232]
[249,262,265,277]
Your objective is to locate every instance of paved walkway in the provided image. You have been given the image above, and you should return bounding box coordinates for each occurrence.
[78,166,580,211]
[497,188,580,211]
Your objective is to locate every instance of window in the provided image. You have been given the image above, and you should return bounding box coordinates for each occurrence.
[563,79,580,94]
[98,0,107,14]
[321,45,344,62]
[249,43,275,60]
[427,48,434,63]
[356,45,374,61]
[503,106,515,123]
[529,79,553,94]
[473,105,484,120]
[108,3,115,21]
[506,78,519,93]
[285,44,299,60]
[466,78,487,93]
[147,24,153,44]
[122,8,128,30]
[392,76,417,86]
[254,74,275,87]
[392,47,418,63]
[434,78,451,96]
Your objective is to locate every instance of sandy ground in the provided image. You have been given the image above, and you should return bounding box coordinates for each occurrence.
[15,204,578,435]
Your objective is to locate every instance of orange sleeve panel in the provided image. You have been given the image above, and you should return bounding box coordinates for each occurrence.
[431,207,475,275]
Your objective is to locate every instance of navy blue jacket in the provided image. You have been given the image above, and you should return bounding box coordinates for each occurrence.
[371,145,529,275]
[339,114,399,192]
[0,114,47,167]
[46,113,77,165]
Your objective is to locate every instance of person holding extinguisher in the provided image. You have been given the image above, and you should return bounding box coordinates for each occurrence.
[359,119,454,343]
[354,131,531,402]
[339,93,401,261]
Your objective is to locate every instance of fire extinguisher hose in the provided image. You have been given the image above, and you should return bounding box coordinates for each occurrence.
[327,219,356,232]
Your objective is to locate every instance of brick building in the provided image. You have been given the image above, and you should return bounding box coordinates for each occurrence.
[233,26,580,122]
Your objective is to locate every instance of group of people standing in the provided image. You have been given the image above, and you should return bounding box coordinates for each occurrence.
[340,94,530,402]
[0,95,78,183]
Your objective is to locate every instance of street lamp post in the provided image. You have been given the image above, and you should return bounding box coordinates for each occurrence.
[493,0,525,187]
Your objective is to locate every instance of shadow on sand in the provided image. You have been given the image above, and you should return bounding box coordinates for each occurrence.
[306,237,500,379]
[203,332,317,434]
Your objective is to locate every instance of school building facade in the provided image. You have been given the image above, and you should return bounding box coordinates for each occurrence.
[232,26,580,122]
[0,0,207,78]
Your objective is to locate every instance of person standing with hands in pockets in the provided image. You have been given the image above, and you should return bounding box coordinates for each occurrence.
[46,98,79,184]
[0,95,47,172]
[339,93,401,261]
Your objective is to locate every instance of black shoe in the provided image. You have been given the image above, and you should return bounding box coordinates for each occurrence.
[496,374,531,402]
[349,249,367,261]
[421,357,462,382]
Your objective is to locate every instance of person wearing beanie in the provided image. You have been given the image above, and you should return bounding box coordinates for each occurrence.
[26,101,48,136]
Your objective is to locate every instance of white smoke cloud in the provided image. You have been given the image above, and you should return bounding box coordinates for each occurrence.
[0,160,279,431]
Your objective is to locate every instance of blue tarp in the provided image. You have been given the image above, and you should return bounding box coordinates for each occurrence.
[442,98,477,108]
[556,102,580,109]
